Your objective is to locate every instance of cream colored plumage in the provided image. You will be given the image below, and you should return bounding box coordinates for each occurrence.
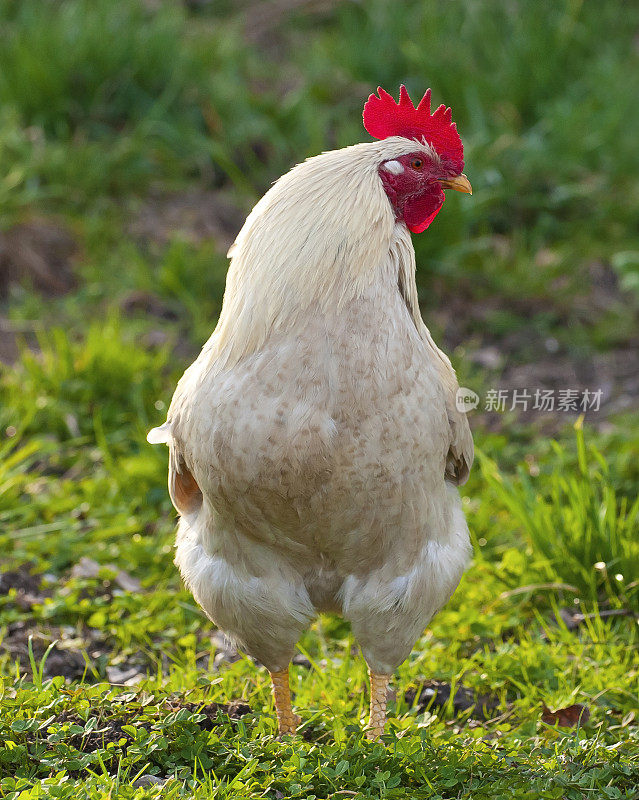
[149,135,473,738]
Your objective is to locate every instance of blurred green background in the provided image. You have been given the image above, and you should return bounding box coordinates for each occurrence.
[0,1,638,797]
[2,0,638,363]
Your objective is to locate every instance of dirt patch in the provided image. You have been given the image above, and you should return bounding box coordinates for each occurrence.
[69,556,142,594]
[120,289,179,321]
[473,346,639,433]
[50,709,135,751]
[1,621,94,682]
[244,0,340,45]
[556,606,633,632]
[0,563,244,683]
[2,695,252,790]
[427,263,639,430]
[163,698,252,728]
[0,563,48,605]
[49,698,251,754]
[0,565,114,682]
[1,619,158,685]
[0,218,78,363]
[129,188,244,252]
[0,218,77,297]
[405,679,500,721]
[0,317,22,362]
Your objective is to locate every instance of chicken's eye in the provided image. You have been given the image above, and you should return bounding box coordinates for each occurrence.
[410,158,423,170]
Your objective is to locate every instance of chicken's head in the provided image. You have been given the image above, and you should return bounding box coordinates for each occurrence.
[364,86,472,233]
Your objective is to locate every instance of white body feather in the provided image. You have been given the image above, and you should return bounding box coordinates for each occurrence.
[153,137,473,673]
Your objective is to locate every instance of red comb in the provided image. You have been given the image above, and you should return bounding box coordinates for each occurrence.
[363,85,464,172]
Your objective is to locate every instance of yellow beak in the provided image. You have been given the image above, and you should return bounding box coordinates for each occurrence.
[438,173,473,195]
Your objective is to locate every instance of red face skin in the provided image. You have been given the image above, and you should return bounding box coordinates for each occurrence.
[379,152,459,233]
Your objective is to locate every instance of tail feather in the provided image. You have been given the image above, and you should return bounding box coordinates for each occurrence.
[169,447,203,516]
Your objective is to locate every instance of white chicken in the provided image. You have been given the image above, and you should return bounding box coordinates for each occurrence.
[149,86,473,738]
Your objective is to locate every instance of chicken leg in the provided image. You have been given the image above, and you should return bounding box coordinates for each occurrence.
[365,669,390,740]
[270,667,301,736]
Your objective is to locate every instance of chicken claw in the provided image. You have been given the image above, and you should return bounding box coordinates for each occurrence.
[270,667,301,736]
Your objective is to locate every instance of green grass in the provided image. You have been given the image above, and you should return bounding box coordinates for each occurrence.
[477,423,639,611]
[1,0,638,797]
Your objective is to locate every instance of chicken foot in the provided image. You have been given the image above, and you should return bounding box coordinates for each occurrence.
[270,667,301,736]
[366,669,391,740]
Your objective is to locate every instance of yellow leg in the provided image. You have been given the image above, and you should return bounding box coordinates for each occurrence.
[270,667,301,736]
[366,669,390,740]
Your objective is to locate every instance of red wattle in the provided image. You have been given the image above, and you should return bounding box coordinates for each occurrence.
[403,186,445,233]
[407,205,443,233]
